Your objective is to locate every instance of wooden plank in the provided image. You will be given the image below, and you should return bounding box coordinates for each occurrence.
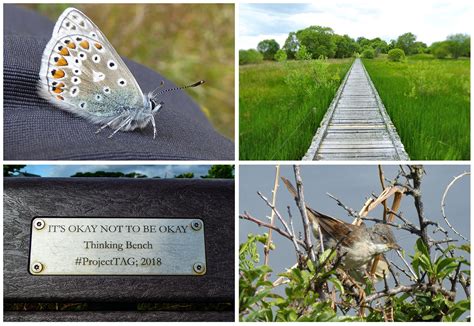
[4,310,234,322]
[4,178,235,304]
[303,58,409,161]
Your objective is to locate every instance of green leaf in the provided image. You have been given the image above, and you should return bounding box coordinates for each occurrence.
[328,277,344,294]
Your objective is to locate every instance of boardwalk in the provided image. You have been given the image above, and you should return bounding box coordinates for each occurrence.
[303,58,409,160]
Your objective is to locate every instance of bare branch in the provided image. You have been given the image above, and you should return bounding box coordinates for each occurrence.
[326,192,359,217]
[395,250,418,281]
[293,165,316,262]
[441,172,470,241]
[264,165,281,273]
[366,283,455,303]
[240,212,306,252]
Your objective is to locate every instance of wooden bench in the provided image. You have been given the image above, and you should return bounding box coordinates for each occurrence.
[4,178,234,322]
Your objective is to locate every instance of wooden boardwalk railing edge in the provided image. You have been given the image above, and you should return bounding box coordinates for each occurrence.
[302,59,356,161]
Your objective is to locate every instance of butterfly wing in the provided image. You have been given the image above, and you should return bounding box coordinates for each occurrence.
[38,7,146,124]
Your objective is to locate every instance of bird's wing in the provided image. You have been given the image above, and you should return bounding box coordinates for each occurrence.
[281,176,359,247]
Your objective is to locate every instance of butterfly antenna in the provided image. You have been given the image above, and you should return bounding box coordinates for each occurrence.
[153,80,205,98]
[150,80,165,98]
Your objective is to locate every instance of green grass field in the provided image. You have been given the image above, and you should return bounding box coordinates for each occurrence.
[363,55,470,160]
[240,59,353,160]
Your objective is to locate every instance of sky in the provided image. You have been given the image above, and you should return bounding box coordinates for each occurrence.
[22,165,212,178]
[239,1,472,49]
[240,165,470,296]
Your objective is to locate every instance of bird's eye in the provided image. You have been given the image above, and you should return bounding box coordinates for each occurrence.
[382,235,388,242]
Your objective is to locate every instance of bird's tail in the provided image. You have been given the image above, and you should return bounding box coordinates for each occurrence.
[281,177,298,199]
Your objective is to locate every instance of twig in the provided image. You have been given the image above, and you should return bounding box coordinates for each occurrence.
[293,165,316,262]
[240,212,306,251]
[390,261,414,283]
[408,165,430,249]
[378,165,388,222]
[326,193,359,218]
[264,165,281,274]
[441,172,470,241]
[395,250,418,281]
[366,283,455,303]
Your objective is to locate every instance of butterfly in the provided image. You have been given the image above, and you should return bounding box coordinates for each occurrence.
[38,7,204,139]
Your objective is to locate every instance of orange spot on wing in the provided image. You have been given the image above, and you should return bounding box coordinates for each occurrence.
[56,57,68,66]
[51,69,65,79]
[67,42,76,49]
[52,82,65,94]
[79,40,90,49]
[59,47,70,56]
[94,43,103,50]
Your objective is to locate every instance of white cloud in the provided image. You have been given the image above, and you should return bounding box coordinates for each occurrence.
[239,1,472,49]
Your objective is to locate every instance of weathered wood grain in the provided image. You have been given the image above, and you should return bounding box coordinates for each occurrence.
[4,178,234,321]
[303,58,409,161]
[4,310,234,322]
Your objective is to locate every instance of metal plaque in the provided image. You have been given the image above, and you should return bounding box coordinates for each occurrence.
[29,218,206,276]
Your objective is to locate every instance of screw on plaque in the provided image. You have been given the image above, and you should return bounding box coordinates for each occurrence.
[34,219,45,230]
[31,262,43,273]
[191,220,202,231]
[193,262,206,275]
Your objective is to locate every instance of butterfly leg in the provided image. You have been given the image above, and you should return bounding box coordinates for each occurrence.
[150,114,157,139]
[107,117,133,139]
[96,114,126,134]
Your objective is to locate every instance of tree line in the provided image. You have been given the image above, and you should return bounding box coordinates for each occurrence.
[240,25,470,64]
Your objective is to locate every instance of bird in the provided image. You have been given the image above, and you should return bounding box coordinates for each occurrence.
[281,177,400,282]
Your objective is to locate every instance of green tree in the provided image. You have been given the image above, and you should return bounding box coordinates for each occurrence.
[283,32,299,59]
[356,36,371,48]
[387,48,406,62]
[334,34,357,58]
[412,41,428,54]
[274,49,287,62]
[446,34,470,58]
[295,45,312,60]
[431,41,450,59]
[361,48,375,59]
[370,37,388,55]
[239,49,263,65]
[257,39,280,60]
[202,165,234,179]
[175,172,195,178]
[396,32,417,55]
[296,26,336,58]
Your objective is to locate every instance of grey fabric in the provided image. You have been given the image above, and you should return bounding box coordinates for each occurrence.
[3,5,234,160]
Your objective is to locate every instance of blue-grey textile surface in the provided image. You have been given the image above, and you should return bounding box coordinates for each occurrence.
[3,5,234,160]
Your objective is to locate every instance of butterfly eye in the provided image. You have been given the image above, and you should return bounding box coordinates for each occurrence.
[117,78,127,87]
[107,60,117,70]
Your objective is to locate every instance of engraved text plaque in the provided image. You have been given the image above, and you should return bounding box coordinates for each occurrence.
[29,218,206,275]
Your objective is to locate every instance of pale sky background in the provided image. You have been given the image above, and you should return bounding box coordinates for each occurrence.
[239,1,472,49]
[21,165,212,178]
[240,165,470,298]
